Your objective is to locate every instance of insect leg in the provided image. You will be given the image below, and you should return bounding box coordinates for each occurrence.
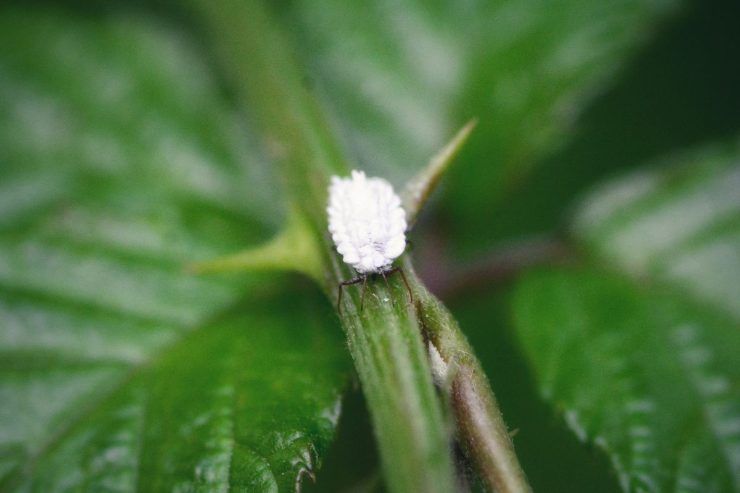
[381,270,391,290]
[337,275,366,314]
[360,275,369,311]
[380,271,394,307]
[387,267,414,306]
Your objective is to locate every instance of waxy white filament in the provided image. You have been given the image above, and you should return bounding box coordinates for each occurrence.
[327,170,407,274]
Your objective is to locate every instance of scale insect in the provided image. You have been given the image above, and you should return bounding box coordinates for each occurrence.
[327,170,413,312]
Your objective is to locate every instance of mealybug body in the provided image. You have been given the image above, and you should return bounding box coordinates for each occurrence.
[327,170,412,310]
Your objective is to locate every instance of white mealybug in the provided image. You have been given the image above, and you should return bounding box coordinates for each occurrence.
[327,170,412,310]
[328,170,406,272]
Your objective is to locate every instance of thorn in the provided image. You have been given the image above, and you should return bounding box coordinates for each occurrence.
[402,119,478,226]
[184,209,322,280]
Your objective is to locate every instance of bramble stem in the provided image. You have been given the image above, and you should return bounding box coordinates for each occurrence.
[188,0,531,491]
[407,257,531,493]
[190,1,457,492]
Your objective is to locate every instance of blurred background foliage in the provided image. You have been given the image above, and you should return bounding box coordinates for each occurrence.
[0,0,738,491]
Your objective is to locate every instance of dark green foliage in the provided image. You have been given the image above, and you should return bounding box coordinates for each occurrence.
[513,145,740,492]
[1,0,738,491]
[0,10,348,491]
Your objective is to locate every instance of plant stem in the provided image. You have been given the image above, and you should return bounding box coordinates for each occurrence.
[188,1,532,491]
[189,1,457,491]
[419,235,569,298]
[408,258,531,492]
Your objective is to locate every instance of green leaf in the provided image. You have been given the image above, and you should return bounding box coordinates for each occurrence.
[0,8,349,491]
[278,0,681,251]
[514,269,740,492]
[574,141,740,321]
[2,0,702,489]
[458,0,740,253]
[512,142,740,491]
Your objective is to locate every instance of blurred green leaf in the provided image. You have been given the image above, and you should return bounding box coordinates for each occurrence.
[441,0,740,256]
[2,0,733,489]
[512,143,740,491]
[279,0,681,230]
[0,8,348,491]
[514,269,740,492]
[574,141,740,320]
[304,389,385,493]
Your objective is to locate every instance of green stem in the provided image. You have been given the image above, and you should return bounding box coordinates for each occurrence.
[189,1,457,492]
[407,259,531,493]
